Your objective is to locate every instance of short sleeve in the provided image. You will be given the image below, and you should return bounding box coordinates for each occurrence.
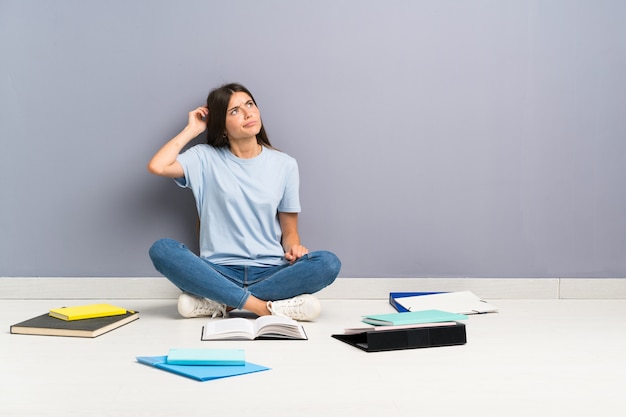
[173,145,207,190]
[277,159,301,213]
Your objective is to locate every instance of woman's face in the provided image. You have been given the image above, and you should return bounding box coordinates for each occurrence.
[224,91,262,141]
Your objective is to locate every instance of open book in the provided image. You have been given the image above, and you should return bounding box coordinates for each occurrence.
[201,316,307,341]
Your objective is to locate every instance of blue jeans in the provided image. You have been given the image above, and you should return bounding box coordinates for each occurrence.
[149,238,341,309]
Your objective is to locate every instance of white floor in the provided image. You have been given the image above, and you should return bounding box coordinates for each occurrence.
[2,298,626,417]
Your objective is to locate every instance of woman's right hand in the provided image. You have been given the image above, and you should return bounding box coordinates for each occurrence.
[187,106,209,135]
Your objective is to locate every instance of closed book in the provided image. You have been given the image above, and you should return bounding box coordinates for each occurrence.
[49,303,127,321]
[137,356,269,382]
[343,321,458,335]
[361,309,468,326]
[166,348,245,366]
[332,322,467,352]
[10,311,139,338]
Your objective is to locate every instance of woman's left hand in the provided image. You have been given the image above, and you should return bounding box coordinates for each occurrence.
[284,244,309,264]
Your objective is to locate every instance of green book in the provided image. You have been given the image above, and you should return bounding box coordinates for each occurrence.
[361,309,468,326]
[10,310,139,338]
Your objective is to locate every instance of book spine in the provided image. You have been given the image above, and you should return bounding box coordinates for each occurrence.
[366,323,466,351]
[389,294,410,313]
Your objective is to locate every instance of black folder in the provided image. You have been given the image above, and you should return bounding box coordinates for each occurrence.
[331,322,466,352]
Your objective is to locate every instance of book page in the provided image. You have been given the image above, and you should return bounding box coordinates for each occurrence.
[343,321,458,335]
[253,315,307,339]
[253,315,298,330]
[201,318,256,340]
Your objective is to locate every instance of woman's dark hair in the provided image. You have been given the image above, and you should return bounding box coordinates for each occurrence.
[205,82,272,148]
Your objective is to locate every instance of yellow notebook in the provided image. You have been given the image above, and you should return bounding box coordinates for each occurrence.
[49,303,128,321]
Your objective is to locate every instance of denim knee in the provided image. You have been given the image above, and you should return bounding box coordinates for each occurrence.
[148,238,179,264]
[314,250,342,284]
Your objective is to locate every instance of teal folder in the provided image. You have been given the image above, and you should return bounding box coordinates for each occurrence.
[166,348,245,366]
[137,356,269,382]
[361,309,468,326]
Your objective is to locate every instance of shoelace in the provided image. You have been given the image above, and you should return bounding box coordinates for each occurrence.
[194,299,226,318]
[270,298,305,320]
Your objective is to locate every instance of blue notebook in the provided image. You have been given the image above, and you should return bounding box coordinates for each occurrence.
[361,309,468,326]
[166,348,245,366]
[136,356,269,381]
[389,292,445,312]
[389,291,498,314]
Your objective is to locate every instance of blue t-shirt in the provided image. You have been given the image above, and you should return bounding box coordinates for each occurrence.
[175,144,301,266]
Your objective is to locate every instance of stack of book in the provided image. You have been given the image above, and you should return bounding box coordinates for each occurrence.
[333,291,500,352]
[9,303,139,338]
[136,348,270,382]
[332,309,469,352]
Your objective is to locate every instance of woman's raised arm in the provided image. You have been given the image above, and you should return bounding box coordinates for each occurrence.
[147,106,208,178]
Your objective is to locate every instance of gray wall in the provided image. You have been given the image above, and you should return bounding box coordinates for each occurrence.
[1,0,625,278]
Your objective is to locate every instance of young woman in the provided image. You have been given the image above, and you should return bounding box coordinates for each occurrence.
[147,83,341,321]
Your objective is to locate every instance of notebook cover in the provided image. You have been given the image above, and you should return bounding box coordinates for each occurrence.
[137,356,269,381]
[362,309,468,326]
[390,291,498,314]
[332,322,467,352]
[389,292,445,312]
[49,303,128,321]
[166,348,246,366]
[10,311,139,338]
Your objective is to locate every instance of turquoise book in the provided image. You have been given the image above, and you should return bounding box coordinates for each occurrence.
[166,348,245,366]
[361,309,468,326]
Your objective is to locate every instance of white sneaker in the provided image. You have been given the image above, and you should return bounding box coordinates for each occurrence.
[177,293,227,318]
[267,294,321,321]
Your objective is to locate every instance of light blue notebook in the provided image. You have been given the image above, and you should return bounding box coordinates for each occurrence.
[137,356,269,382]
[166,348,245,366]
[361,309,468,326]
